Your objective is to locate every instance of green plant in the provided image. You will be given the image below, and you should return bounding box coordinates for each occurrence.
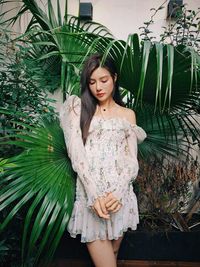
[0,0,113,101]
[139,1,200,52]
[161,5,200,52]
[0,23,58,157]
[0,22,57,114]
[0,158,15,173]
[0,118,76,266]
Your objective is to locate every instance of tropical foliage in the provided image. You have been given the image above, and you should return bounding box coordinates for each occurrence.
[0,0,113,100]
[0,119,76,266]
[0,0,200,266]
[0,22,57,159]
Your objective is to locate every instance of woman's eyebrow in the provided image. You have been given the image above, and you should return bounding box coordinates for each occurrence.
[90,75,109,80]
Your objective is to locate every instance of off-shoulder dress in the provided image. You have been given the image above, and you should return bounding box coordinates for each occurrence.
[59,95,147,243]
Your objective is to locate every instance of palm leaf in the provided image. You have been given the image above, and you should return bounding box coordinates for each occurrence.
[100,34,200,148]
[0,118,76,265]
[135,102,196,159]
[104,34,200,110]
[0,0,114,99]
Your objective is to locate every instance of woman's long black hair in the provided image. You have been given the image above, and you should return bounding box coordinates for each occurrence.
[80,53,124,145]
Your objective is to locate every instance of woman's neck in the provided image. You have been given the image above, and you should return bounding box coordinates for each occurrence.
[98,98,115,110]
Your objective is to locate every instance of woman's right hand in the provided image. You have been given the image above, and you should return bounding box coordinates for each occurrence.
[104,192,122,213]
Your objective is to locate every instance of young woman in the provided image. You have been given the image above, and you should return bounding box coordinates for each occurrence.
[59,53,147,267]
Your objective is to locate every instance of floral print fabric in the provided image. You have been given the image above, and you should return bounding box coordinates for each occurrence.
[59,95,147,243]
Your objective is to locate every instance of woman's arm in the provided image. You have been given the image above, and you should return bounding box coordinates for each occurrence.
[111,110,147,205]
[59,95,98,207]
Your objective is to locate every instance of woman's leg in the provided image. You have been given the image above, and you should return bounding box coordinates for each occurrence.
[86,239,117,267]
[112,235,124,259]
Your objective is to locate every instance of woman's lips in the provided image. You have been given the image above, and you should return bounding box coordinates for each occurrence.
[96,93,105,97]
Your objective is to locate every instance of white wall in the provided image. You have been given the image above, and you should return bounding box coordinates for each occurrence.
[80,0,168,40]
[77,0,200,41]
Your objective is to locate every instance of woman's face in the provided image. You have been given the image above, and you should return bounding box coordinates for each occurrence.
[89,67,116,102]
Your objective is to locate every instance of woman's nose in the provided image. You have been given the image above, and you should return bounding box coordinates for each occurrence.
[96,82,102,91]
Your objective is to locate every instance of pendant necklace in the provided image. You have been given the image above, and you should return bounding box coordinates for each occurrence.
[98,101,117,120]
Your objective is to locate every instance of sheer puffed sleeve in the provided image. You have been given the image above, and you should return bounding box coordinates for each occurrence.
[59,95,98,207]
[113,124,147,204]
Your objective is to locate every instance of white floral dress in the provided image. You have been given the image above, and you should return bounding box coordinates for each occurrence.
[59,95,147,243]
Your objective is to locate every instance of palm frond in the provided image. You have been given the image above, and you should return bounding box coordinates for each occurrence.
[0,118,76,264]
[135,102,199,160]
[100,33,200,148]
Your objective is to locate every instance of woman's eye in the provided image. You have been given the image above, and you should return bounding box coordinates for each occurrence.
[89,81,95,85]
[102,80,108,83]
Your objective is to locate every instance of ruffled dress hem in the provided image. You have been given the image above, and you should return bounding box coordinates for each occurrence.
[68,224,138,243]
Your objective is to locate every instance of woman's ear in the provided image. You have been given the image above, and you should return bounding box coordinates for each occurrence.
[114,74,117,82]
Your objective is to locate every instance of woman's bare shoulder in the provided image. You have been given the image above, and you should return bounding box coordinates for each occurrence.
[117,105,136,125]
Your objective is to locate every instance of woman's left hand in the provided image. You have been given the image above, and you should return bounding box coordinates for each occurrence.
[92,197,110,219]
